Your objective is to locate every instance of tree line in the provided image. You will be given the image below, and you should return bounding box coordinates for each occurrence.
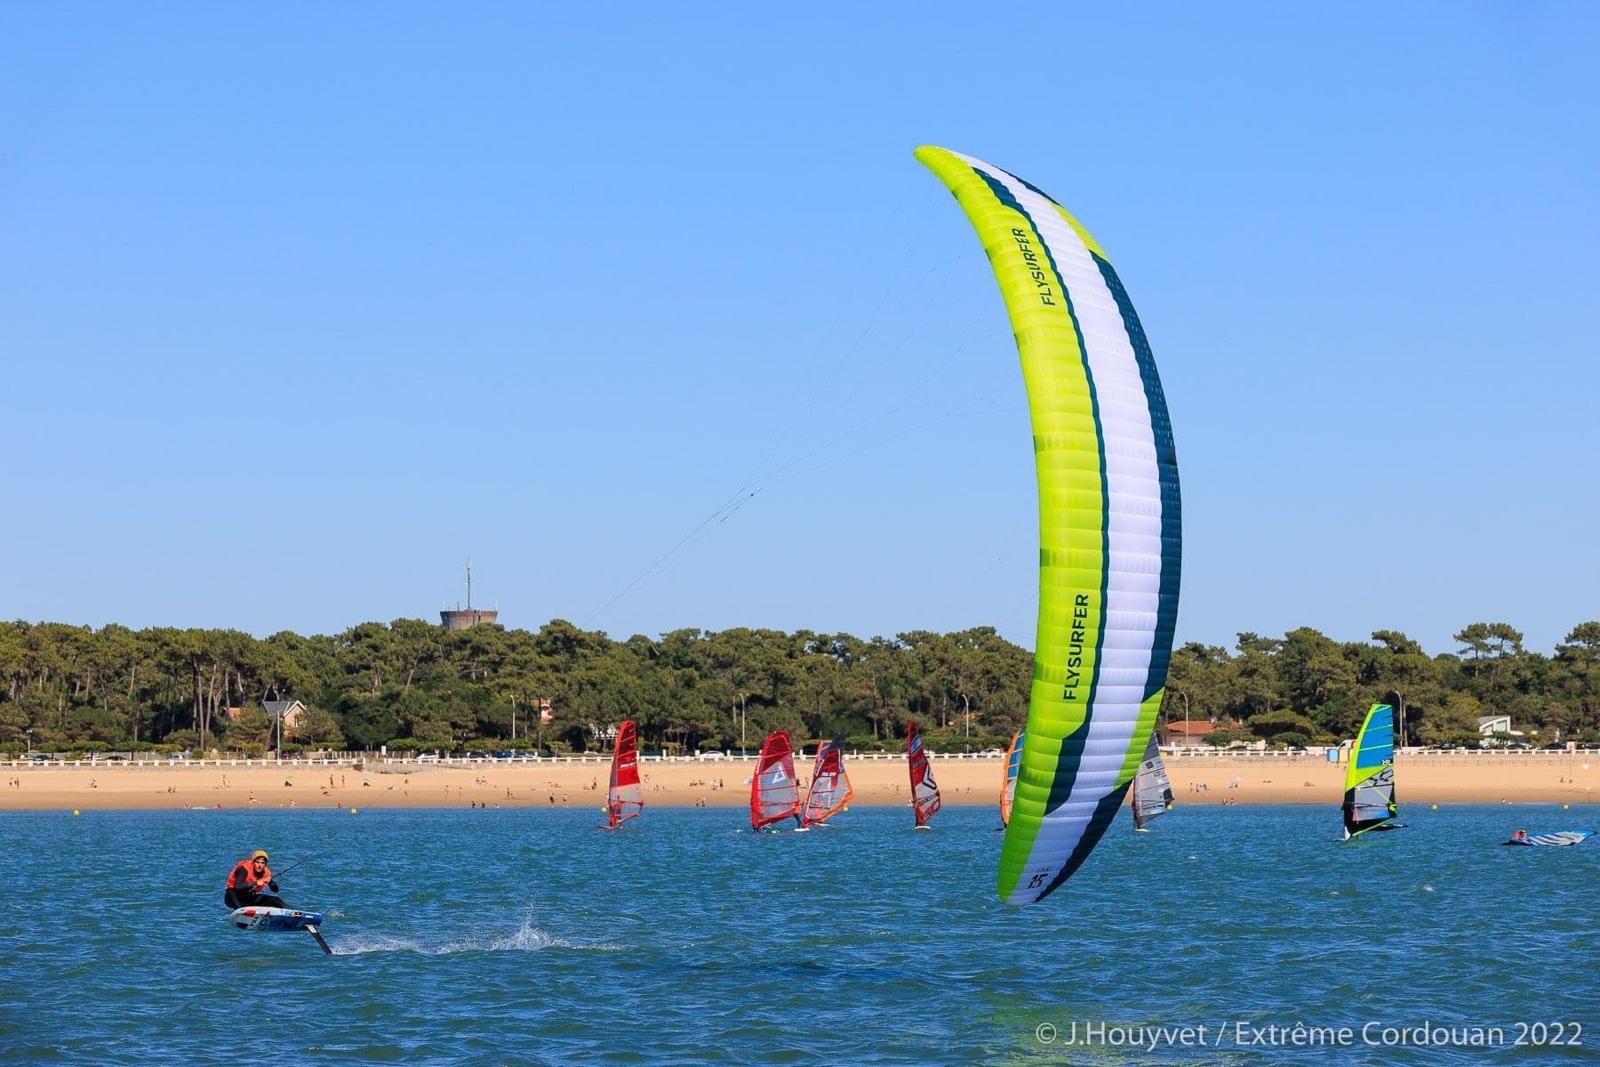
[1,618,1597,755]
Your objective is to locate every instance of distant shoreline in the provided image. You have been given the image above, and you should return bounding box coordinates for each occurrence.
[1,752,1594,813]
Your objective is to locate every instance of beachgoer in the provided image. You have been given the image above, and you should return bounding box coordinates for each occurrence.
[224,850,286,910]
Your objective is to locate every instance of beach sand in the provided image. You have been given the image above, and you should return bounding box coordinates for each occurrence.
[1,752,1596,813]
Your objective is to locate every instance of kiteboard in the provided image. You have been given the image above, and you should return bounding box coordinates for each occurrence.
[1503,830,1595,847]
[228,906,332,955]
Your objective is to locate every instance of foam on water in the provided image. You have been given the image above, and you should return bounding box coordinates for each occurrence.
[331,916,619,956]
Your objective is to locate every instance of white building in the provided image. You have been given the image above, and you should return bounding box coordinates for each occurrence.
[1477,714,1512,737]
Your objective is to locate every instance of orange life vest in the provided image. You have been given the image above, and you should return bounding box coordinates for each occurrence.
[227,860,272,890]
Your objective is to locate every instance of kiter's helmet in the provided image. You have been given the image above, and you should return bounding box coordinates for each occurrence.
[251,849,269,861]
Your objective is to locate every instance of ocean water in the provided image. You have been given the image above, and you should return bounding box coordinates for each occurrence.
[2,804,1596,1065]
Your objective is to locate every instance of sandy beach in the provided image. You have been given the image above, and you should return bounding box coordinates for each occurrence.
[1,751,1595,813]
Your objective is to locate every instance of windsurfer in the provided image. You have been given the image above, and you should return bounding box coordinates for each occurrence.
[224,849,286,910]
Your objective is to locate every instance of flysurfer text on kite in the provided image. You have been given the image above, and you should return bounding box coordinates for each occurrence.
[1062,593,1090,701]
[1009,228,1057,306]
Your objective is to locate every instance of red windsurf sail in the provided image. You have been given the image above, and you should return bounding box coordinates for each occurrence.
[800,735,854,827]
[751,729,801,830]
[907,720,941,827]
[604,720,643,829]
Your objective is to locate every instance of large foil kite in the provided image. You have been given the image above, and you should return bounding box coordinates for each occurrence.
[917,146,1181,905]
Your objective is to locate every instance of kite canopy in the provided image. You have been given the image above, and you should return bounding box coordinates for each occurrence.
[916,146,1181,904]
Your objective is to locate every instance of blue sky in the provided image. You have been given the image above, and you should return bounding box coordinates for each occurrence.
[2,3,1596,654]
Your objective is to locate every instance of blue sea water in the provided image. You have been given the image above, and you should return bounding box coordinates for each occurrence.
[2,804,1596,1065]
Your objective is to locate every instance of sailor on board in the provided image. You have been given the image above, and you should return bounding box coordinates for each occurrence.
[225,850,287,910]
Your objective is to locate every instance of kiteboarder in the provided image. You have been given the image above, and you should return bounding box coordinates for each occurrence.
[224,849,286,910]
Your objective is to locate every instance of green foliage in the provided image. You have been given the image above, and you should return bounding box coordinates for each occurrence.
[2,617,1599,753]
[229,706,273,746]
[1245,710,1319,739]
[294,705,344,749]
[1416,692,1485,746]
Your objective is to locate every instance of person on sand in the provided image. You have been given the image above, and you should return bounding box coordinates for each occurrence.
[224,850,286,910]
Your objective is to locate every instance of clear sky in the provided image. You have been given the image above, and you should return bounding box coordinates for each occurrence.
[2,4,1596,654]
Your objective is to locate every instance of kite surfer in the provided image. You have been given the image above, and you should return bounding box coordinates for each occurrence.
[224,850,286,910]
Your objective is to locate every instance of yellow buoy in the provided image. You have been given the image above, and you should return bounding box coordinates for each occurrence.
[72,809,80,816]
[349,807,358,815]
[1563,803,1570,810]
[1430,804,1437,810]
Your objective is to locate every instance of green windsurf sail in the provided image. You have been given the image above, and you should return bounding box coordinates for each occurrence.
[1342,703,1398,839]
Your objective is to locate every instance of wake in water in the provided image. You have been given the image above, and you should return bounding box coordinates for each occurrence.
[331,915,621,957]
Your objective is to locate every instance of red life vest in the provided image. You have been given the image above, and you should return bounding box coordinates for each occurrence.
[227,860,272,890]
